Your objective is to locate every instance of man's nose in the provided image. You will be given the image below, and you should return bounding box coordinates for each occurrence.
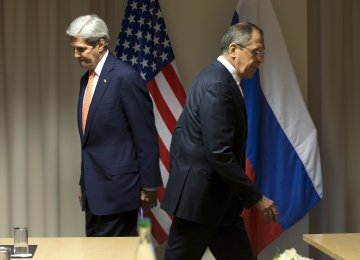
[255,55,264,63]
[74,49,81,59]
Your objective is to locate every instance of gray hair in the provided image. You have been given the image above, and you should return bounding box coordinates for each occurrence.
[66,14,110,48]
[220,22,263,54]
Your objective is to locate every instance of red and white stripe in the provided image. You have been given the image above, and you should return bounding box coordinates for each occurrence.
[145,61,186,245]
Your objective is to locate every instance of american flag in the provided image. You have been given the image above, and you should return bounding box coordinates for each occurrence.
[115,0,186,245]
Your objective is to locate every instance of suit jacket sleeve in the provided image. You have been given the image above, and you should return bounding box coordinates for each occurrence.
[199,82,262,208]
[120,70,162,189]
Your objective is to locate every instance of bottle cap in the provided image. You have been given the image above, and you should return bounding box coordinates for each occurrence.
[138,218,152,228]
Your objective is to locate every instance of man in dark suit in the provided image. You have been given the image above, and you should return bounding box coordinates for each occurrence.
[161,22,279,259]
[66,14,162,237]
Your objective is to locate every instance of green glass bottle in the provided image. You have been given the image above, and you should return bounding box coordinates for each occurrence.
[134,218,156,260]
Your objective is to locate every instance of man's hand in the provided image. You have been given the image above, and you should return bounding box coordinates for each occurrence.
[141,190,158,209]
[78,188,84,211]
[255,195,278,223]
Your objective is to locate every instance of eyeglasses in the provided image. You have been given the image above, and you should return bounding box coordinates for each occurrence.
[237,44,266,60]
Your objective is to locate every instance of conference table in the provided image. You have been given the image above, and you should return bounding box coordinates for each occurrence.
[303,233,360,260]
[0,237,139,259]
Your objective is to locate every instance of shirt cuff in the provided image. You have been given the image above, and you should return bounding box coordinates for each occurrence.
[142,187,158,191]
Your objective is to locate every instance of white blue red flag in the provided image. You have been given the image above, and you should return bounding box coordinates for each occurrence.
[233,0,323,255]
[115,0,186,245]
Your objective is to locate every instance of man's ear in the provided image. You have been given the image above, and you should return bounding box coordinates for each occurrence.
[228,43,239,58]
[98,39,106,52]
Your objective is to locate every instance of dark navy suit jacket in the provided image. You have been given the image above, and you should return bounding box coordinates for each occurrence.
[161,60,262,227]
[78,52,162,215]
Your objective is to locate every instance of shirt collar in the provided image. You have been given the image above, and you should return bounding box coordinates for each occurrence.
[92,50,109,76]
[217,55,241,86]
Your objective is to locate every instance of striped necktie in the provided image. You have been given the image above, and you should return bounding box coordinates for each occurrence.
[82,70,95,133]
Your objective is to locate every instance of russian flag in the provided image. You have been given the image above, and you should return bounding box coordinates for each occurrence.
[233,0,323,255]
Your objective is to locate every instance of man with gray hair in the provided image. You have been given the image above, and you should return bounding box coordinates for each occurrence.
[66,14,162,236]
[161,22,279,259]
